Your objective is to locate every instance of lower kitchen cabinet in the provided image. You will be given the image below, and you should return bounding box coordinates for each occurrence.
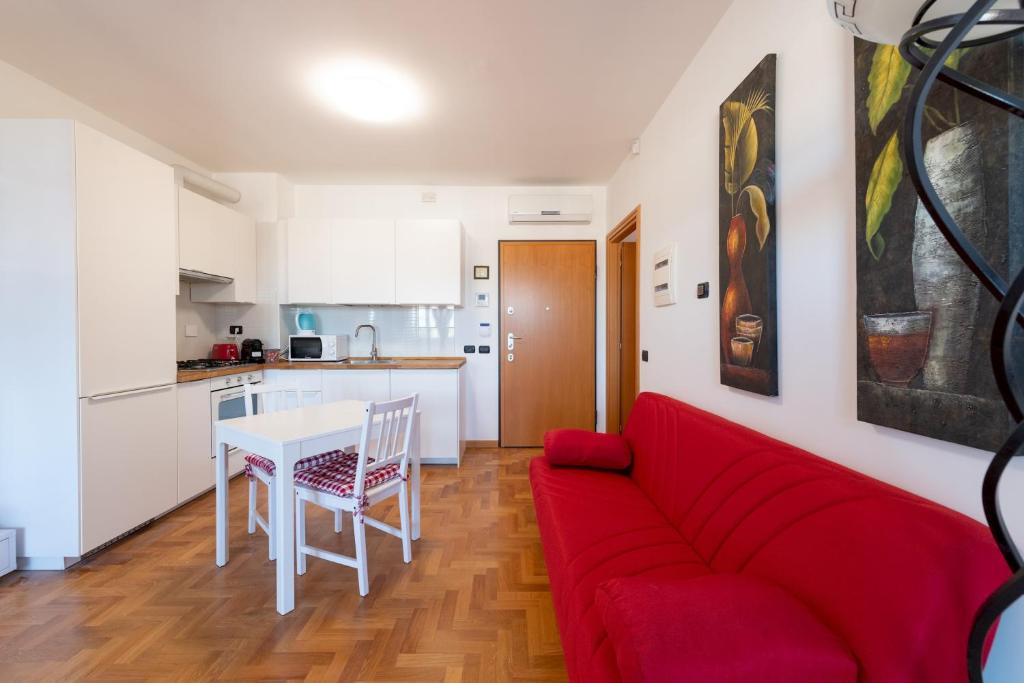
[177,379,213,503]
[264,369,323,406]
[264,367,465,464]
[390,369,465,465]
[79,385,178,554]
[322,369,390,403]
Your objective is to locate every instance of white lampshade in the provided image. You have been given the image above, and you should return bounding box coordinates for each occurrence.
[826,0,1021,45]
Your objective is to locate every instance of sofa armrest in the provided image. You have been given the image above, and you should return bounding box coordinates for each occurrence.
[543,429,632,470]
[595,574,858,683]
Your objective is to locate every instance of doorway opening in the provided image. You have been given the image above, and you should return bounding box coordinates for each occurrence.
[606,206,640,434]
[498,240,597,447]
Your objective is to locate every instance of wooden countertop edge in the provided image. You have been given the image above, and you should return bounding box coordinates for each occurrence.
[177,357,467,383]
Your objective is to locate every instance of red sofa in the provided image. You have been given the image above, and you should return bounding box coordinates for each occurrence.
[530,392,1009,682]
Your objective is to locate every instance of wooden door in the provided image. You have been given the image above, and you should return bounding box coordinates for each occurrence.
[619,242,638,427]
[500,241,596,446]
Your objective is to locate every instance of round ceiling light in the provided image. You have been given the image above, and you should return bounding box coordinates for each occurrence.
[309,59,424,124]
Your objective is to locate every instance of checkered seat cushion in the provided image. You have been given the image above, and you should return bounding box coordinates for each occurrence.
[294,457,404,498]
[244,449,353,478]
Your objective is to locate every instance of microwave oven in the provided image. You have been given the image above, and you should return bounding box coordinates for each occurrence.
[288,334,350,362]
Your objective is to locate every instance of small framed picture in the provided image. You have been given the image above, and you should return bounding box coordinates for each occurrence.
[474,265,490,280]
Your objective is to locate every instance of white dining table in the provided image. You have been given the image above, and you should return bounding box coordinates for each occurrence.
[214,399,421,615]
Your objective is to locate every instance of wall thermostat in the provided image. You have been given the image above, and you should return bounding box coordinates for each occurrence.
[653,244,678,307]
[475,292,490,307]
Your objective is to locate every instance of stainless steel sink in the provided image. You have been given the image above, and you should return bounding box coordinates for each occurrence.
[344,359,393,365]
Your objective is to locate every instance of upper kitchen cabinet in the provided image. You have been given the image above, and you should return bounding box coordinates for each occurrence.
[331,220,396,304]
[286,218,332,304]
[180,187,257,304]
[75,123,177,397]
[395,219,463,306]
[286,217,463,306]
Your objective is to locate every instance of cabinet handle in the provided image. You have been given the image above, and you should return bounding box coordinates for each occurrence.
[88,383,175,400]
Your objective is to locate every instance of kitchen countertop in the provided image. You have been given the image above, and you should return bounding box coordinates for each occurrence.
[176,357,467,383]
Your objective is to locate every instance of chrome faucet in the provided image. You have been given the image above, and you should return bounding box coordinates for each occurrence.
[355,324,379,361]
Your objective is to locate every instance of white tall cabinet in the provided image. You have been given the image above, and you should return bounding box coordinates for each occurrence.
[0,120,178,568]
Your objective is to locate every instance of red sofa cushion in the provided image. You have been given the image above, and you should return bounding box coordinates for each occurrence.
[544,428,632,470]
[596,574,859,683]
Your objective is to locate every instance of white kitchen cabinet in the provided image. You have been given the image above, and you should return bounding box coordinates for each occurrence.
[76,123,177,397]
[331,219,396,304]
[390,368,465,464]
[187,190,258,304]
[177,379,213,503]
[287,218,332,303]
[323,369,391,404]
[395,219,463,306]
[178,187,234,279]
[80,385,178,554]
[263,369,324,406]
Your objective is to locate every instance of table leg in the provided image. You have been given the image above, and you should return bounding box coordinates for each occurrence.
[275,443,298,615]
[412,411,421,541]
[215,440,229,567]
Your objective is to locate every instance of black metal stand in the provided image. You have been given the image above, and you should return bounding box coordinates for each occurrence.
[898,2,1024,680]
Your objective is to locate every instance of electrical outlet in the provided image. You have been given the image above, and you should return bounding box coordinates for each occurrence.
[479,345,491,354]
[184,324,198,338]
[642,350,649,362]
[229,325,243,335]
[463,345,476,353]
[696,282,710,299]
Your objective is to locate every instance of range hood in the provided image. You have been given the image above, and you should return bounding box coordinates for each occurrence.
[178,268,232,285]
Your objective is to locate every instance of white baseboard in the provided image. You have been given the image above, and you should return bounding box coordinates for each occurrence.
[420,457,458,465]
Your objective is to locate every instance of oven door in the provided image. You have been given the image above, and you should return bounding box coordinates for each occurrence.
[210,385,257,476]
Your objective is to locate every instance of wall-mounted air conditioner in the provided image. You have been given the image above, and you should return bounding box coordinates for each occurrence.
[508,194,593,224]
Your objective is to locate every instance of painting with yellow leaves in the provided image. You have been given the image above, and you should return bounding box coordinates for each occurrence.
[720,54,777,396]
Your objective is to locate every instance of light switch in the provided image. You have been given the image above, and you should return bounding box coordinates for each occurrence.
[184,324,198,338]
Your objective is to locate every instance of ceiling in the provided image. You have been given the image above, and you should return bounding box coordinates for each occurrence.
[0,1,730,184]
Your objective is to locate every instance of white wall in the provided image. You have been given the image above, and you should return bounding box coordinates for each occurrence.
[0,120,80,562]
[292,185,608,440]
[0,59,204,171]
[606,0,1023,675]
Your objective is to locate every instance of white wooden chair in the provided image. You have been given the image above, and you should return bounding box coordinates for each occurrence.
[294,394,418,596]
[242,383,346,560]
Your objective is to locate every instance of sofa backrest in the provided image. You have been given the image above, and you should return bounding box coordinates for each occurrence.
[622,392,1008,683]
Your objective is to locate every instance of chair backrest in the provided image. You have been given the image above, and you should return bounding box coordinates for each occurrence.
[244,383,323,416]
[354,393,418,498]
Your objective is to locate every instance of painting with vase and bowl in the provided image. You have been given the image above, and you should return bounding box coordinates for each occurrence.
[719,55,778,396]
[854,34,1022,450]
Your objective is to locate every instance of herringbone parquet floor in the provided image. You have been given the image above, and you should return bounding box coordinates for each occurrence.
[0,447,567,682]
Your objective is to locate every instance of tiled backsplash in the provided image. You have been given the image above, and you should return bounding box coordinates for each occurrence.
[279,305,457,357]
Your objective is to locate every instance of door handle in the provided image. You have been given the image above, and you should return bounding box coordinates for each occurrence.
[507,332,523,350]
[88,383,175,400]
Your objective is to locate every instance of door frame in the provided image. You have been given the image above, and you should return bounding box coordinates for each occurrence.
[606,206,641,434]
[497,239,598,446]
